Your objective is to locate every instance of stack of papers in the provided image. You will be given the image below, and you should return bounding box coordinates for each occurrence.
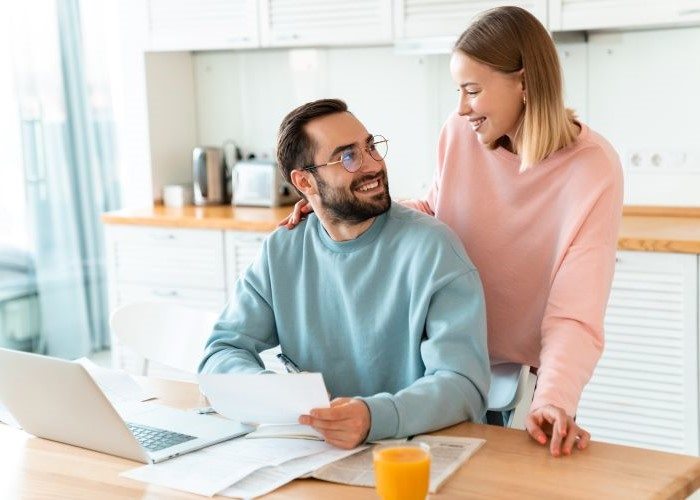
[121,434,484,498]
[120,373,484,498]
[121,436,368,497]
[220,446,367,498]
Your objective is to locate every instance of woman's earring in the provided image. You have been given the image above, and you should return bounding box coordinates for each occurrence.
[522,94,527,105]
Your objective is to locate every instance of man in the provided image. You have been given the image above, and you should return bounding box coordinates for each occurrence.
[199,99,490,449]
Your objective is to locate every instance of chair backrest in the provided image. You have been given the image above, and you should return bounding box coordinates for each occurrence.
[110,302,218,375]
[487,363,536,429]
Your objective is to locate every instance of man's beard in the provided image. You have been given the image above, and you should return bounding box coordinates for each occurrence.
[314,170,391,224]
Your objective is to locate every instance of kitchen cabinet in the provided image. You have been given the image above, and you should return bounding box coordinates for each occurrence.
[104,223,272,375]
[548,0,700,32]
[104,225,229,372]
[259,0,393,47]
[393,0,548,41]
[146,0,260,51]
[577,251,699,455]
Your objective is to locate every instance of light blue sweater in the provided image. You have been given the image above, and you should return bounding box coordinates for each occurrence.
[199,202,490,441]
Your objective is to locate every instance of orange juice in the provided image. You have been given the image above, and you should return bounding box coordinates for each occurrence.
[373,443,431,500]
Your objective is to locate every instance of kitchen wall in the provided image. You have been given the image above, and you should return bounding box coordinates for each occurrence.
[129,19,700,205]
[188,26,700,204]
[587,26,700,205]
[192,47,450,199]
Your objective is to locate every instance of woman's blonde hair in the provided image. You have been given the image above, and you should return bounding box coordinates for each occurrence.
[454,6,578,171]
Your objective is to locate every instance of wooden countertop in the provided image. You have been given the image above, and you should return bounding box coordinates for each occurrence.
[102,205,700,253]
[619,206,700,253]
[101,205,294,232]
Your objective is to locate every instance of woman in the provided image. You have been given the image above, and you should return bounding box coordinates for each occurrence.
[282,6,623,457]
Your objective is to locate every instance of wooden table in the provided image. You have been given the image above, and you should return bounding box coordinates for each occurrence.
[1,378,699,499]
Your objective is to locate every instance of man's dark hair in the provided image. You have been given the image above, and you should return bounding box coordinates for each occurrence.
[276,98,348,190]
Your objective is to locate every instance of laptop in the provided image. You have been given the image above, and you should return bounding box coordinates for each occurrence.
[0,348,251,463]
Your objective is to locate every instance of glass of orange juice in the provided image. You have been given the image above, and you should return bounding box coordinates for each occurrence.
[373,442,431,500]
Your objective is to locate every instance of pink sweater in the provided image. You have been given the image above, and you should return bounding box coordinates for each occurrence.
[407,112,623,416]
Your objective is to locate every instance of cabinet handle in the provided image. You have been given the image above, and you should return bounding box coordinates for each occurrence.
[276,34,300,41]
[226,36,250,42]
[150,233,176,241]
[152,289,178,297]
[678,8,700,15]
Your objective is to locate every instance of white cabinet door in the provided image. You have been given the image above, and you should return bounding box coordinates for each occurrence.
[147,0,260,51]
[104,224,228,374]
[577,251,699,455]
[260,0,392,47]
[224,231,267,293]
[107,225,225,291]
[393,0,547,40]
[549,0,700,32]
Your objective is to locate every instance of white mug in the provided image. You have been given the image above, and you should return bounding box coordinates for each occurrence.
[162,184,193,207]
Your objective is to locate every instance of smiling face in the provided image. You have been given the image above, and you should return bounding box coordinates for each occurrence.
[450,50,525,148]
[300,112,390,224]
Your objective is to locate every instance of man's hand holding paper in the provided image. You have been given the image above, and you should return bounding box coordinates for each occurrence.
[299,397,371,449]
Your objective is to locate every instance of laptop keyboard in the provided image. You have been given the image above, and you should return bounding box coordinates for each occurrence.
[126,422,197,452]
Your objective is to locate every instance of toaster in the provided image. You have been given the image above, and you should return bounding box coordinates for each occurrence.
[232,160,300,207]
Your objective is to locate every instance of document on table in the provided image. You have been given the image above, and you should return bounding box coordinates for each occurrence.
[245,423,324,440]
[75,358,155,404]
[198,373,329,424]
[311,435,485,493]
[121,436,337,497]
[220,446,369,499]
[0,400,20,428]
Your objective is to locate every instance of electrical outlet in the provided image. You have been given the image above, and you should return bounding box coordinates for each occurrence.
[622,147,700,172]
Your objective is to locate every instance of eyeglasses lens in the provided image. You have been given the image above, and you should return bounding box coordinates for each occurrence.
[338,135,389,173]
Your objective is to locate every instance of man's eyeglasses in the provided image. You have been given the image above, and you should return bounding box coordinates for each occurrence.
[302,135,388,173]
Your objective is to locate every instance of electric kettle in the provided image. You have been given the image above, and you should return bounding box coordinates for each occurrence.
[192,146,228,205]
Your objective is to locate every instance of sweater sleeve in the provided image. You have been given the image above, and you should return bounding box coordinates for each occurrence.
[198,249,279,375]
[360,270,490,441]
[531,168,623,416]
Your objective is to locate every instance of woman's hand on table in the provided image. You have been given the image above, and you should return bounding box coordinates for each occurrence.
[525,404,590,457]
[279,199,313,229]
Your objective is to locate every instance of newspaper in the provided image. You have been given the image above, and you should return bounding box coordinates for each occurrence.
[311,435,485,493]
[220,446,369,499]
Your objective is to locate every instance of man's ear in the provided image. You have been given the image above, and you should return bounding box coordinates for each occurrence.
[290,169,317,197]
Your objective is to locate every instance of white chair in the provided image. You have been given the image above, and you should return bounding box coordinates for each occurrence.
[110,302,219,379]
[487,363,537,429]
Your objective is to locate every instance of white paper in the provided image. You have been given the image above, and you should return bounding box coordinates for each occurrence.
[198,373,329,424]
[311,435,485,493]
[221,446,368,499]
[245,423,324,440]
[121,436,335,497]
[0,400,20,428]
[75,358,155,404]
